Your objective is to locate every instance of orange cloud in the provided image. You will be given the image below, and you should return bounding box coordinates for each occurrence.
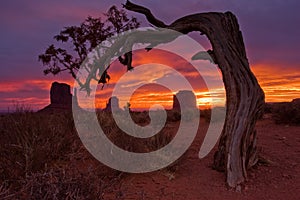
[128,84,174,110]
[252,64,300,102]
[2,50,297,112]
[0,77,74,111]
[54,48,224,110]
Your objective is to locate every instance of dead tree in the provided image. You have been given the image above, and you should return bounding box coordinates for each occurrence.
[75,1,264,188]
[122,1,265,188]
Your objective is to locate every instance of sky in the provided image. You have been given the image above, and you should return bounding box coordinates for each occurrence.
[0,0,299,111]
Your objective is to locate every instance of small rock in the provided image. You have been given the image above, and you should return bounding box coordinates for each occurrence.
[104,96,121,111]
[235,185,242,193]
[282,174,293,179]
[279,136,287,140]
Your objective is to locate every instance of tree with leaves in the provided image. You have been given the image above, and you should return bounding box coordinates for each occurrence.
[39,5,140,89]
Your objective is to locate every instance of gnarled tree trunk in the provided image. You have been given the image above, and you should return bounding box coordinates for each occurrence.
[123,1,265,188]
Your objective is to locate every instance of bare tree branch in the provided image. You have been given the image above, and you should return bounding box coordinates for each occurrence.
[123,0,167,28]
[120,1,265,188]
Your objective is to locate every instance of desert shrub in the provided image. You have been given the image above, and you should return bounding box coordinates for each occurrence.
[149,109,167,126]
[181,109,199,121]
[167,109,200,122]
[201,107,226,123]
[272,102,300,125]
[0,111,79,180]
[263,103,273,114]
[147,128,185,174]
[8,102,33,114]
[130,111,150,125]
[96,110,116,130]
[148,131,173,151]
[0,182,11,199]
[1,108,186,199]
[97,110,175,153]
[167,110,181,122]
[0,110,125,199]
[1,162,121,199]
[96,110,144,152]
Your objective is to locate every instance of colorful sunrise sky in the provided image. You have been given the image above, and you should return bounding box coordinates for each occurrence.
[0,0,299,111]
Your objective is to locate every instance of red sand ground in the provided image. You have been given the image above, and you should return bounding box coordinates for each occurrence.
[99,117,300,200]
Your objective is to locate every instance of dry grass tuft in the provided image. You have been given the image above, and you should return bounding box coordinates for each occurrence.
[0,108,186,199]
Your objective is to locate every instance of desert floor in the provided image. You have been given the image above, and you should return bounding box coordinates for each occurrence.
[1,113,299,199]
[101,117,300,200]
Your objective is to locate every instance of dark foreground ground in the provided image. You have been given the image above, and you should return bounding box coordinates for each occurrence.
[0,111,299,199]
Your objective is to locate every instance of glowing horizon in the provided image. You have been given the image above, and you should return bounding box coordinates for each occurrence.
[1,63,299,111]
[0,0,299,112]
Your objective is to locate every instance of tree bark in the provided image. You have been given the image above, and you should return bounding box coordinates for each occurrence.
[124,1,265,188]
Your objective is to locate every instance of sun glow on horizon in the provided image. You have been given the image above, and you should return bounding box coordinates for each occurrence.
[0,52,299,111]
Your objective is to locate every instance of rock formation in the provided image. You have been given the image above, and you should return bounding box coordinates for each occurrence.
[39,82,77,112]
[104,96,121,111]
[172,90,197,111]
[50,82,72,106]
[292,98,300,104]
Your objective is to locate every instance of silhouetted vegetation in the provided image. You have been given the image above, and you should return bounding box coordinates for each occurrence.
[39,6,139,89]
[201,107,226,123]
[271,101,300,125]
[0,109,185,199]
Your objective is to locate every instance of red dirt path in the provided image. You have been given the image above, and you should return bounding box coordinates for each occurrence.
[100,117,300,200]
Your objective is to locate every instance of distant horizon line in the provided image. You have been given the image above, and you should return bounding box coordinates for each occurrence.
[0,101,295,114]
